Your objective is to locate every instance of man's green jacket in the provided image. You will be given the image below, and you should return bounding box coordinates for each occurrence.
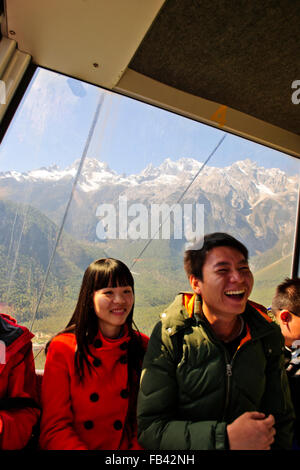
[137,294,295,450]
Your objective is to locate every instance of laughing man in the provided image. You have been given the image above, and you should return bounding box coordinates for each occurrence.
[137,232,294,450]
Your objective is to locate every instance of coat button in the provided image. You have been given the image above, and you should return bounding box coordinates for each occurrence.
[120,342,128,350]
[120,389,129,399]
[84,420,94,430]
[119,355,127,364]
[114,420,123,430]
[90,392,99,402]
[93,358,102,367]
[94,339,102,348]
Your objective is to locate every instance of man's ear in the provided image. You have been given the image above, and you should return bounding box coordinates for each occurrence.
[280,310,291,324]
[189,275,202,294]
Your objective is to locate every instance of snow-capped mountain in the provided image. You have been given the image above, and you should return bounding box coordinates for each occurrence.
[0,157,298,255]
[0,157,204,190]
[0,156,295,199]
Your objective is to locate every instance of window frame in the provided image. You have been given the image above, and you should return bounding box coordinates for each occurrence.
[0,63,299,278]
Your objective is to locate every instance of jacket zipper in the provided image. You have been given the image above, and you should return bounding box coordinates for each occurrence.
[222,353,233,421]
[226,363,232,376]
[198,321,239,421]
[222,329,274,422]
[223,344,245,422]
[197,315,272,423]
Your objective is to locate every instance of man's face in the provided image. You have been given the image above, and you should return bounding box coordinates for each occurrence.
[190,246,254,320]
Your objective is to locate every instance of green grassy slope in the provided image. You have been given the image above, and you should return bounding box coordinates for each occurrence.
[251,253,293,308]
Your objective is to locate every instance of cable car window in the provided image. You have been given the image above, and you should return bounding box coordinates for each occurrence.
[0,67,299,369]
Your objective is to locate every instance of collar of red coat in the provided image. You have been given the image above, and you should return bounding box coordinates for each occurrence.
[52,325,148,356]
[93,324,130,350]
[0,313,34,371]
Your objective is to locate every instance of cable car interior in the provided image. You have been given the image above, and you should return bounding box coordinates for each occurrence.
[0,0,299,388]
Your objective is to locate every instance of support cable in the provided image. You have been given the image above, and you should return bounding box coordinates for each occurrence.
[130,133,227,270]
[30,93,104,332]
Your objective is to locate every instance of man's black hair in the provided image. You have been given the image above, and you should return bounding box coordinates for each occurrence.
[271,277,300,317]
[184,232,249,280]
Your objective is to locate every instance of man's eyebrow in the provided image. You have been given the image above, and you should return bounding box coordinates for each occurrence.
[213,259,249,268]
[213,261,230,268]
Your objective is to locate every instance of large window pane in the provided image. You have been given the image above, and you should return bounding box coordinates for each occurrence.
[0,67,299,368]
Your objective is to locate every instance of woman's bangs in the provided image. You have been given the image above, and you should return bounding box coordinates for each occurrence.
[93,259,134,291]
[108,265,134,288]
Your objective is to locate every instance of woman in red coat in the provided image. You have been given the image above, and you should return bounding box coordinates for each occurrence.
[39,258,149,450]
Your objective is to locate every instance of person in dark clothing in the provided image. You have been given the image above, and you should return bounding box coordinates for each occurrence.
[271,277,300,449]
[138,232,295,450]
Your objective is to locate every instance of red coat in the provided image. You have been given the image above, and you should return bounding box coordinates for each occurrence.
[39,327,149,450]
[0,313,40,450]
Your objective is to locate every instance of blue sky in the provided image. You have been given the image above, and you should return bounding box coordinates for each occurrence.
[0,67,299,176]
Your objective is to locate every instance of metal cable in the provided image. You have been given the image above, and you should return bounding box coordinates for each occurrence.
[130,133,227,269]
[30,93,105,332]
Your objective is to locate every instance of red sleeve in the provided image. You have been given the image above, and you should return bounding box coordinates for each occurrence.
[140,332,149,351]
[39,338,88,450]
[0,344,40,450]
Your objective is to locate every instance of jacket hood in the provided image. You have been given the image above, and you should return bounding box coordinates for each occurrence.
[159,293,193,335]
[0,314,34,370]
[160,293,278,342]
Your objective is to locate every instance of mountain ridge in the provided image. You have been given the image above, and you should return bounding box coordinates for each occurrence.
[0,157,297,257]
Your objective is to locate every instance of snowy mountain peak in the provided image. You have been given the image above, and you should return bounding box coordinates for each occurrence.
[0,157,296,200]
[66,157,114,174]
[0,156,297,248]
[158,157,202,175]
[136,157,203,182]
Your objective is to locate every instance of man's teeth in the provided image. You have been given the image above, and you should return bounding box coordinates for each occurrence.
[224,290,245,295]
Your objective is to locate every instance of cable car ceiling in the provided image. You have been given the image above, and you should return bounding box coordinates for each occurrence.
[129,0,300,137]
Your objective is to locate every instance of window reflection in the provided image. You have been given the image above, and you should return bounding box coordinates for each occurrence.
[0,67,299,368]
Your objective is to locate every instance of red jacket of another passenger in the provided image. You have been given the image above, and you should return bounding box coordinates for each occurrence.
[0,313,40,450]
